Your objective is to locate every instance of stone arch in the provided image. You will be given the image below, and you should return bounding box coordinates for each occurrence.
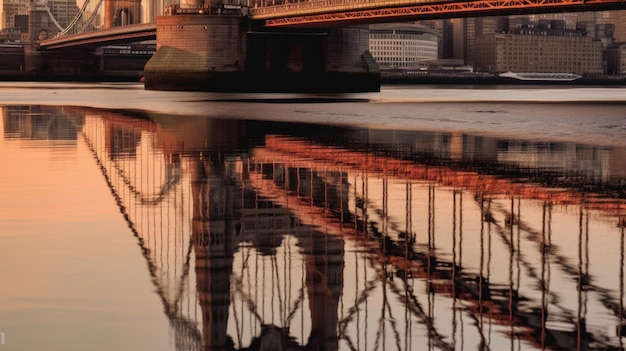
[115,7,133,26]
[37,29,50,41]
[104,0,141,29]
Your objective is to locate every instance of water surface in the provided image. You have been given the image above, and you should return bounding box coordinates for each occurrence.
[0,84,625,351]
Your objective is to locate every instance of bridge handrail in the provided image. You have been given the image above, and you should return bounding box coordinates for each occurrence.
[250,0,441,18]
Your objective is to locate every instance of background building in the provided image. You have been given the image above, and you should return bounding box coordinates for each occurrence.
[1,0,79,34]
[605,10,626,42]
[427,11,623,75]
[472,23,603,75]
[369,22,438,70]
[604,42,626,75]
[47,0,78,28]
[0,0,28,30]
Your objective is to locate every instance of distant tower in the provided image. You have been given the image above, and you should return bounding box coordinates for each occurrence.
[104,0,140,29]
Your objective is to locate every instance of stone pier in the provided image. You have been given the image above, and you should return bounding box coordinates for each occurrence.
[144,14,380,92]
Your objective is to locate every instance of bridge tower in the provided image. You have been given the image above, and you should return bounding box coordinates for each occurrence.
[27,0,60,43]
[104,0,141,29]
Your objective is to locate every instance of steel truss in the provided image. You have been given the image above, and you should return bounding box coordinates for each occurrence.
[256,0,626,27]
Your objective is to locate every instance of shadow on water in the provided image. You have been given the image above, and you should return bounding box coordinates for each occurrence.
[190,97,371,104]
[3,105,626,351]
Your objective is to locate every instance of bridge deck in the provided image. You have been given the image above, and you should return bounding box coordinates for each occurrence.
[39,23,156,50]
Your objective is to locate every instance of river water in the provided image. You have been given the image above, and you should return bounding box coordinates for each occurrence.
[0,82,625,351]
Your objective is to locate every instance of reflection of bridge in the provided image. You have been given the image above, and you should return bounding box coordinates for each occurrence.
[28,0,626,91]
[32,106,620,350]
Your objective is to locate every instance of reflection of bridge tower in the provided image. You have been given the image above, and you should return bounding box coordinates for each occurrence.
[303,216,343,351]
[104,0,141,29]
[302,170,346,351]
[188,149,347,350]
[191,156,241,350]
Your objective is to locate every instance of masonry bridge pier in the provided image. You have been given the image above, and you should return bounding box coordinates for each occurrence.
[143,13,379,92]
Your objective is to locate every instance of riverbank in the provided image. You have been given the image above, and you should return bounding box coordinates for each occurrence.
[5,72,621,87]
[380,71,626,86]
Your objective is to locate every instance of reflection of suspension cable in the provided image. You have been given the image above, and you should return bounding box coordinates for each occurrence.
[516,198,521,336]
[478,193,487,349]
[364,169,369,351]
[81,118,202,349]
[428,185,435,256]
[617,223,626,350]
[452,191,458,349]
[355,172,361,347]
[271,246,283,326]
[380,176,388,350]
[459,191,465,350]
[508,197,514,350]
[578,206,583,350]
[541,201,548,350]
[487,198,493,347]
[575,205,592,349]
[404,181,412,351]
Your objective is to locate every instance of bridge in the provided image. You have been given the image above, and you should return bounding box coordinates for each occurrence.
[250,0,626,27]
[26,0,626,90]
[38,0,626,48]
[5,105,625,350]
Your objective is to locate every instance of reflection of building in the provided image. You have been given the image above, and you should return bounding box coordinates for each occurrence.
[355,129,626,183]
[369,23,438,69]
[2,106,80,141]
